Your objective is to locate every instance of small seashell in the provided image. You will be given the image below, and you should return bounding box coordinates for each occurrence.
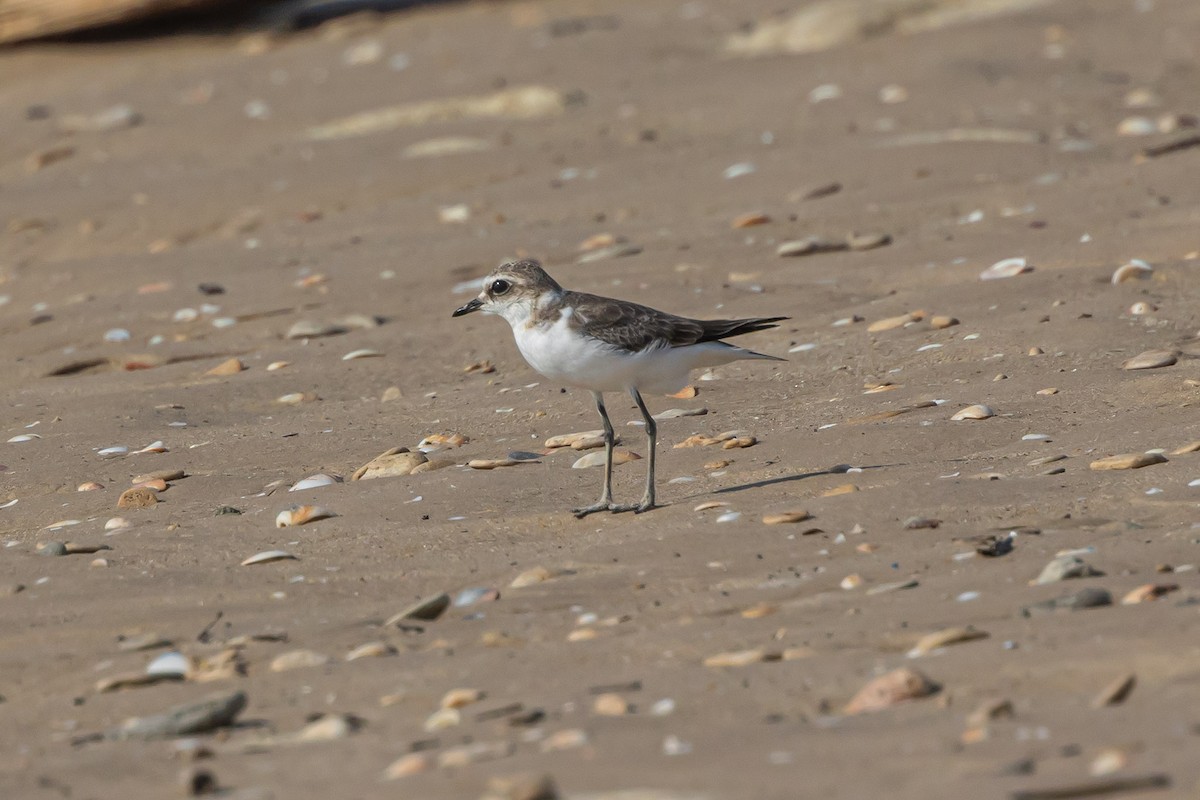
[693,501,730,511]
[1036,387,1059,395]
[117,487,158,509]
[146,651,192,678]
[275,505,336,527]
[269,649,328,671]
[776,236,848,257]
[847,231,892,251]
[1121,583,1179,604]
[867,312,920,333]
[275,391,319,405]
[1111,259,1152,284]
[951,404,995,421]
[731,211,770,228]
[353,448,428,480]
[241,550,298,566]
[703,648,777,668]
[1128,301,1155,315]
[907,627,988,658]
[979,257,1032,281]
[98,445,128,457]
[105,516,132,532]
[762,510,812,525]
[385,592,451,624]
[545,430,604,448]
[929,315,959,329]
[510,566,554,588]
[844,668,939,714]
[134,440,168,454]
[440,688,485,709]
[286,320,343,339]
[342,349,383,361]
[77,481,104,491]
[716,511,741,523]
[840,574,863,590]
[345,641,397,661]
[205,358,246,376]
[593,693,631,716]
[1089,453,1167,471]
[289,474,340,492]
[382,752,434,780]
[578,232,621,251]
[417,433,468,452]
[572,449,640,468]
[1122,349,1178,370]
[1116,115,1156,136]
[423,708,460,731]
[266,361,289,371]
[7,434,41,443]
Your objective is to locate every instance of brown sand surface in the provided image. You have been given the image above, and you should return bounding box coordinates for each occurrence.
[2,0,1200,797]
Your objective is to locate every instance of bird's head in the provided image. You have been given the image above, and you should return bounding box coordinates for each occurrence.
[452,259,563,325]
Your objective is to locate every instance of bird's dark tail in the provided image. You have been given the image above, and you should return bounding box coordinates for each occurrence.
[697,316,788,343]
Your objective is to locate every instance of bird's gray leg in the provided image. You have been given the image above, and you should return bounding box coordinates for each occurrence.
[628,387,658,513]
[572,391,617,518]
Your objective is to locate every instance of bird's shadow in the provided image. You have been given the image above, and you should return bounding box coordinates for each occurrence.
[701,463,898,497]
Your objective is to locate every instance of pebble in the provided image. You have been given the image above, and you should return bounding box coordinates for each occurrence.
[133,469,186,483]
[1089,453,1167,470]
[1091,673,1136,708]
[844,668,939,714]
[1034,555,1103,584]
[1121,349,1178,370]
[241,550,298,567]
[385,592,450,624]
[907,627,989,658]
[269,649,329,672]
[951,404,995,421]
[469,458,522,469]
[1116,115,1157,136]
[930,315,959,329]
[1036,387,1059,396]
[178,765,217,796]
[1023,587,1113,615]
[205,358,245,376]
[1121,583,1178,604]
[37,541,68,556]
[762,510,812,525]
[117,487,157,509]
[979,257,1032,280]
[1089,748,1130,777]
[573,450,639,468]
[1111,259,1153,284]
[840,574,863,590]
[106,690,246,740]
[345,641,397,660]
[847,231,892,251]
[275,505,336,527]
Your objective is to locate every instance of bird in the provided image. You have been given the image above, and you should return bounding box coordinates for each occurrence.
[452,259,787,518]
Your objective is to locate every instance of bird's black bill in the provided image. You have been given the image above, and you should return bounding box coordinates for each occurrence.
[452,298,483,317]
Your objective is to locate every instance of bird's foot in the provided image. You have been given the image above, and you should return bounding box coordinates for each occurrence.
[572,500,614,519]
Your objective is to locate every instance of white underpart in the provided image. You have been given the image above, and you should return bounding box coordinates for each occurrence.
[488,294,770,395]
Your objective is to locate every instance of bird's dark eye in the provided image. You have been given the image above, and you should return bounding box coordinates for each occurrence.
[490,279,511,296]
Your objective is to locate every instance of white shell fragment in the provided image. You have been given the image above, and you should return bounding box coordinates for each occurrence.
[342,349,383,361]
[1122,350,1178,370]
[241,550,298,566]
[7,434,41,443]
[572,450,640,469]
[951,404,995,421]
[146,651,191,678]
[980,257,1032,281]
[275,505,336,527]
[98,446,129,457]
[1111,259,1152,285]
[289,474,341,492]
